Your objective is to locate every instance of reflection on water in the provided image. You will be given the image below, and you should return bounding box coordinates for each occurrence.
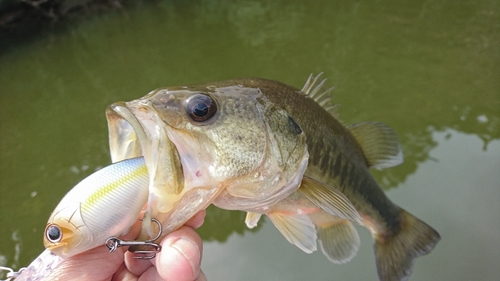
[387,129,500,281]
[0,0,498,280]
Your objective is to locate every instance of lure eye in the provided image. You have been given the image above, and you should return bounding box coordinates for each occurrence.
[186,94,218,123]
[46,224,63,243]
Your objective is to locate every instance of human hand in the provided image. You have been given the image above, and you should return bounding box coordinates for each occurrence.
[47,210,207,281]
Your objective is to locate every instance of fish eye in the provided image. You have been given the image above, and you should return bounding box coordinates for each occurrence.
[186,94,218,123]
[45,224,63,243]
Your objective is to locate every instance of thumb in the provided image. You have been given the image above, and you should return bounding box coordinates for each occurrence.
[153,226,203,281]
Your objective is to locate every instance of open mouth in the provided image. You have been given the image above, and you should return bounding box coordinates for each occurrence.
[106,101,150,163]
[106,101,183,197]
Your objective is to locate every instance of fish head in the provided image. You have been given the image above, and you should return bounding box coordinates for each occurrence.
[43,205,86,258]
[107,81,309,213]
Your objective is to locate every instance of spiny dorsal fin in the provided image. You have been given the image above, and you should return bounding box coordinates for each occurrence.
[348,122,403,170]
[301,73,339,118]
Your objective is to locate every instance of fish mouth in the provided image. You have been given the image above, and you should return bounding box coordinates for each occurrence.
[106,101,149,163]
[106,100,183,196]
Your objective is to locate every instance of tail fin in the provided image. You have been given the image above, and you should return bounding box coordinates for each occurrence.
[374,209,440,281]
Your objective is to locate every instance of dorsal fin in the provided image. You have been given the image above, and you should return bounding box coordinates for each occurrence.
[348,122,403,170]
[301,73,339,118]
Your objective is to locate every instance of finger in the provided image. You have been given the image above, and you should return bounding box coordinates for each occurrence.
[123,250,155,277]
[184,210,206,229]
[153,226,203,281]
[136,266,164,281]
[49,245,124,281]
[125,211,205,278]
[111,263,138,281]
[118,217,157,276]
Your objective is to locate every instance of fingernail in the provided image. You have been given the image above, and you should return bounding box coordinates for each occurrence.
[172,237,201,275]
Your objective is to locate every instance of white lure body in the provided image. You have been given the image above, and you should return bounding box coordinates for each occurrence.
[44,157,149,258]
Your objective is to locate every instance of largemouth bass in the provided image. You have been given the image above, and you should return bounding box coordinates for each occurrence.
[107,77,360,247]
[106,74,440,281]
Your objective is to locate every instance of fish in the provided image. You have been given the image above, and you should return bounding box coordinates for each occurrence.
[106,77,360,251]
[106,74,440,281]
[43,157,149,258]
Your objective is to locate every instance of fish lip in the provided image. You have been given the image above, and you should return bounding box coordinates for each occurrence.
[108,99,166,157]
[107,100,170,174]
[107,100,184,194]
[107,101,152,162]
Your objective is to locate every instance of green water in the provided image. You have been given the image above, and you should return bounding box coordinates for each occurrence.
[1,0,499,280]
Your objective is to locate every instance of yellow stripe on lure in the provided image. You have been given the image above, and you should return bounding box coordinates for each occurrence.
[43,157,149,258]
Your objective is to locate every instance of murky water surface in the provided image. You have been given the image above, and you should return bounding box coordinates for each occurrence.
[1,0,499,280]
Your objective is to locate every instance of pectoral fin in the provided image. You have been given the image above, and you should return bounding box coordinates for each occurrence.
[317,219,360,264]
[267,212,317,254]
[245,212,262,229]
[348,122,403,170]
[298,176,362,224]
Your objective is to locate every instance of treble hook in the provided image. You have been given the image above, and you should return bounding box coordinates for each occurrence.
[105,218,163,260]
